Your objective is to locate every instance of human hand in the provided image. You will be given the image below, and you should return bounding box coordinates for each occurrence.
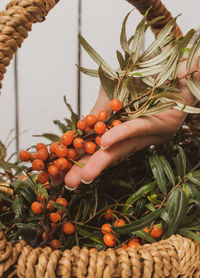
[64,51,200,190]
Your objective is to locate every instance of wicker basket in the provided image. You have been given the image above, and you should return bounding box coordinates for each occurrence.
[0,0,200,277]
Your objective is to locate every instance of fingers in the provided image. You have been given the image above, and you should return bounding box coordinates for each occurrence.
[100,109,185,149]
[65,134,164,189]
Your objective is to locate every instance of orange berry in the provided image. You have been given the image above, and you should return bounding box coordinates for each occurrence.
[101,223,112,235]
[85,114,97,127]
[30,152,37,161]
[150,226,163,238]
[73,138,84,149]
[50,239,60,249]
[42,232,46,240]
[128,240,141,248]
[104,209,113,220]
[18,150,31,162]
[77,119,87,131]
[112,120,122,126]
[37,194,47,202]
[67,148,77,159]
[110,99,122,112]
[55,144,68,158]
[36,148,49,161]
[143,227,149,233]
[97,110,109,121]
[51,222,57,229]
[36,143,47,152]
[103,233,116,247]
[56,197,68,207]
[60,133,73,146]
[48,165,60,177]
[49,142,60,154]
[85,127,92,134]
[55,158,68,170]
[114,219,125,227]
[31,201,44,214]
[47,200,55,211]
[94,121,107,135]
[66,130,75,137]
[122,243,128,249]
[50,212,61,223]
[129,237,139,243]
[95,135,102,146]
[32,159,45,171]
[45,184,52,190]
[37,171,49,184]
[85,142,96,155]
[62,222,75,235]
[66,161,73,170]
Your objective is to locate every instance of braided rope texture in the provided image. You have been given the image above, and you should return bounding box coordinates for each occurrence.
[126,0,182,38]
[0,233,200,277]
[0,0,56,89]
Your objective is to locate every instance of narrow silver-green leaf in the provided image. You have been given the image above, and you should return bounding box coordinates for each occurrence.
[186,33,200,72]
[79,34,117,78]
[98,66,116,100]
[128,64,165,77]
[145,16,165,30]
[76,64,98,77]
[188,184,200,208]
[160,97,200,113]
[133,230,156,243]
[160,156,176,186]
[177,146,187,177]
[120,11,132,55]
[187,176,200,187]
[186,77,200,101]
[116,50,126,70]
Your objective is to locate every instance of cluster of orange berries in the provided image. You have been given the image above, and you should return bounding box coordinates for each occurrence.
[102,209,163,248]
[18,98,123,184]
[31,197,75,249]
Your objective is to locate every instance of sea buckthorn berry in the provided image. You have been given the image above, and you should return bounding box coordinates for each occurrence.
[36,148,49,161]
[94,121,107,135]
[50,239,60,249]
[77,119,87,131]
[19,150,31,162]
[49,142,60,154]
[62,222,75,235]
[129,237,139,243]
[95,135,102,146]
[104,209,113,220]
[85,127,92,134]
[112,120,122,127]
[60,133,73,146]
[150,226,163,238]
[48,165,59,177]
[66,161,73,170]
[73,138,84,149]
[114,219,125,227]
[50,212,61,223]
[85,114,97,127]
[47,200,55,211]
[66,130,75,137]
[103,233,116,247]
[51,222,57,229]
[31,201,44,214]
[56,197,68,207]
[101,223,112,235]
[122,243,128,249]
[37,171,49,184]
[32,159,45,171]
[109,99,122,112]
[55,144,68,158]
[42,232,46,240]
[37,194,47,202]
[97,110,109,121]
[55,158,68,170]
[30,152,37,161]
[128,240,141,248]
[67,148,77,159]
[45,184,52,190]
[36,143,47,152]
[142,227,149,233]
[85,142,96,155]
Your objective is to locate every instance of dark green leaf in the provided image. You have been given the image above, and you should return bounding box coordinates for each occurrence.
[188,184,200,208]
[18,186,36,204]
[133,230,156,243]
[61,235,76,251]
[15,222,38,232]
[113,209,163,234]
[77,228,103,244]
[81,200,91,222]
[160,210,171,225]
[0,192,13,203]
[177,230,200,243]
[37,183,48,201]
[53,120,67,133]
[116,50,126,70]
[160,156,176,186]
[76,64,98,77]
[33,133,60,142]
[64,96,78,132]
[187,176,200,186]
[98,66,116,100]
[122,182,156,213]
[120,11,131,55]
[51,201,67,212]
[12,195,23,220]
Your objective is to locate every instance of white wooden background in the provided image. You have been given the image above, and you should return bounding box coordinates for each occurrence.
[0,0,199,158]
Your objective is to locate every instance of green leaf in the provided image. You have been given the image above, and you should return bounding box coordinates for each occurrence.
[18,186,36,204]
[120,11,132,55]
[0,192,13,203]
[180,48,191,53]
[176,146,187,177]
[149,155,167,195]
[12,195,23,220]
[187,175,200,186]
[160,210,171,225]
[33,133,60,142]
[76,64,98,77]
[165,189,179,217]
[161,97,200,113]
[112,209,163,234]
[15,222,38,232]
[37,183,48,201]
[64,96,78,132]
[145,16,165,30]
[116,50,126,70]
[188,184,200,208]
[160,156,176,186]
[186,33,200,72]
[177,230,200,243]
[133,230,156,243]
[0,141,7,160]
[79,34,117,78]
[53,120,67,133]
[77,228,103,244]
[128,64,165,77]
[165,189,188,238]
[98,66,116,100]
[61,235,76,251]
[122,182,156,213]
[81,200,91,222]
[70,159,84,168]
[51,201,67,212]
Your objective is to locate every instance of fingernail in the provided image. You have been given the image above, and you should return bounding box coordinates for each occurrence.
[81,179,94,184]
[100,145,109,150]
[65,184,77,191]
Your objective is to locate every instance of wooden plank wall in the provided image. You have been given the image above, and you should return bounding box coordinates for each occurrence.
[0,0,199,158]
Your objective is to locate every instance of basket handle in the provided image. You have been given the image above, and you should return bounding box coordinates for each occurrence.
[0,0,59,89]
[126,0,182,38]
